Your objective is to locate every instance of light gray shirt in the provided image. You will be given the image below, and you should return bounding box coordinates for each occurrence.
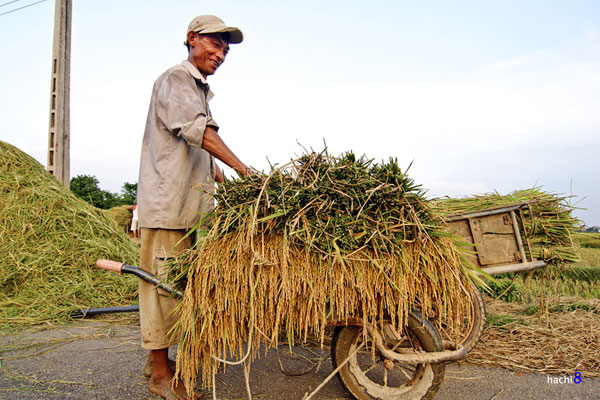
[137,60,217,229]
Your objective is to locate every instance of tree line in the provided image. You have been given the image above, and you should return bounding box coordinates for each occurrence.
[70,174,137,209]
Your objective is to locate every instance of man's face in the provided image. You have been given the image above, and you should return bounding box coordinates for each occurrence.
[188,33,230,78]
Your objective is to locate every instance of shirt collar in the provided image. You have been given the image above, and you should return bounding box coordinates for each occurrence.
[182,60,209,85]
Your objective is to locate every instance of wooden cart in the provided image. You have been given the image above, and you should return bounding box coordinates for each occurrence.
[445,202,546,276]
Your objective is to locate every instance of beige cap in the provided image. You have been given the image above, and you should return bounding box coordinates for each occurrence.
[185,15,243,45]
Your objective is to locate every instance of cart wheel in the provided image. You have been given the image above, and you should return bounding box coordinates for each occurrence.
[458,285,486,353]
[331,310,445,400]
[428,282,486,353]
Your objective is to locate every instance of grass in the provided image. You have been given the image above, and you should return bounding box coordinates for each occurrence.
[484,269,600,303]
[574,232,600,249]
[574,246,600,268]
[485,312,517,327]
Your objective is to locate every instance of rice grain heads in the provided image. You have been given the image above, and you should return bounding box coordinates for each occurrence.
[0,141,139,332]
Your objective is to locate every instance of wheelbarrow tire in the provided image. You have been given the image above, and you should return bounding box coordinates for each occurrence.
[459,286,486,353]
[331,310,445,400]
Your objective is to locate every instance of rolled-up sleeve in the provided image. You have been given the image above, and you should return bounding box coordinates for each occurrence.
[155,69,216,148]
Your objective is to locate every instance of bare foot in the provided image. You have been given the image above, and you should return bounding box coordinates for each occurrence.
[149,375,203,400]
[144,358,177,378]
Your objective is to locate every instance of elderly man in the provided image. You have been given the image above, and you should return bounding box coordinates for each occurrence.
[136,15,249,400]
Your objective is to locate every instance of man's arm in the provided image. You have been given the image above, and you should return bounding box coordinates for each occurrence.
[202,126,249,177]
[214,162,224,183]
[154,70,250,177]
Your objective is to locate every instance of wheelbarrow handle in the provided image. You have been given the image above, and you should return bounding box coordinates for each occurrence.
[97,259,125,273]
[95,259,184,299]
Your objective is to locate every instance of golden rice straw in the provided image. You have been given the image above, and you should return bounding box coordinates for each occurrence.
[174,220,473,391]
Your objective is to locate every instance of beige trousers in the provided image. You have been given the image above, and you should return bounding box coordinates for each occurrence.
[139,228,190,350]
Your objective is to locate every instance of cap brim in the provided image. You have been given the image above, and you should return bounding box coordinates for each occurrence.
[199,27,243,44]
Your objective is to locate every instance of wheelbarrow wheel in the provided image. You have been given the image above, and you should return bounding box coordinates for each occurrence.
[331,310,445,400]
[458,285,486,353]
[424,281,486,353]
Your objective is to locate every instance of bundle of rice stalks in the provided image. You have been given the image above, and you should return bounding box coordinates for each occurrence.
[173,151,475,391]
[434,188,580,265]
[0,141,139,331]
[102,205,133,234]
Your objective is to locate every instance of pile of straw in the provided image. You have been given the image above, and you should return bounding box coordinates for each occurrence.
[0,141,139,331]
[434,188,580,265]
[174,151,475,391]
[467,299,600,378]
[103,205,133,234]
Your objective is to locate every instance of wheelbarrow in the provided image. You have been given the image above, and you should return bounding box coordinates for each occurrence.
[95,259,469,400]
[90,202,546,399]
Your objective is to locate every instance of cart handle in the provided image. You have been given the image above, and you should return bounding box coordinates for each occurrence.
[96,259,125,274]
[95,259,184,299]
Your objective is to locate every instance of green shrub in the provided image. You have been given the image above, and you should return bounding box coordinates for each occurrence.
[486,313,516,327]
[486,277,523,302]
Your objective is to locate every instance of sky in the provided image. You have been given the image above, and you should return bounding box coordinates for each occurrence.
[1,0,599,225]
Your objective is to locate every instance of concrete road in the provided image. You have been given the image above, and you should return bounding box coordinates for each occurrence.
[0,321,597,400]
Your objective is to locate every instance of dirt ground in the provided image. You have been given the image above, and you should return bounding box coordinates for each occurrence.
[0,318,598,400]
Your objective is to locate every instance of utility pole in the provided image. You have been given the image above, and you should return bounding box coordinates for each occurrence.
[47,0,72,188]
